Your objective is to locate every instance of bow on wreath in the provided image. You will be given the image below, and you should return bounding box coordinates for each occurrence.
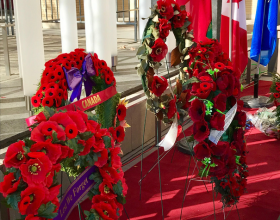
[64,53,96,102]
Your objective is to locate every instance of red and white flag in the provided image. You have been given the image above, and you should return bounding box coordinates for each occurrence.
[220,0,248,77]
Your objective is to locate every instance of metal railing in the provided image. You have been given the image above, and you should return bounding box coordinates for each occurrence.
[0,0,14,35]
[116,0,138,42]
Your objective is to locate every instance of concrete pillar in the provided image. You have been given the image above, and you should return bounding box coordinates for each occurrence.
[139,0,152,40]
[211,0,222,41]
[84,0,111,67]
[166,33,177,67]
[59,0,78,53]
[109,0,118,70]
[13,0,45,97]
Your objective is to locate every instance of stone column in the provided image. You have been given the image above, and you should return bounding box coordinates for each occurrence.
[84,0,111,67]
[110,0,118,71]
[59,0,78,53]
[139,0,152,40]
[13,0,45,98]
[211,0,222,41]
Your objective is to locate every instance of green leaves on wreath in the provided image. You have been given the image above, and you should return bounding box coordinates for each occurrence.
[6,190,21,209]
[37,201,58,219]
[84,209,102,220]
[113,180,126,204]
[89,172,103,197]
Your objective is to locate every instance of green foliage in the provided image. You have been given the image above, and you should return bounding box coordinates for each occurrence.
[38,202,58,219]
[88,172,103,197]
[6,191,21,209]
[96,93,120,129]
[79,132,94,140]
[113,180,126,204]
[84,209,101,220]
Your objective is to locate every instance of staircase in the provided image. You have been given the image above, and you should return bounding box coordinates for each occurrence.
[0,77,29,141]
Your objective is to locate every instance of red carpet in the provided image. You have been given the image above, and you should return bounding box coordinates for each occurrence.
[69,80,280,220]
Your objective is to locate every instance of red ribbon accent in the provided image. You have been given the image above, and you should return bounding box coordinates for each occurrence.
[26,86,117,128]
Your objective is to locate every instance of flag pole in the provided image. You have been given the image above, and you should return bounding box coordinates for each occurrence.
[254,0,267,99]
[229,0,232,59]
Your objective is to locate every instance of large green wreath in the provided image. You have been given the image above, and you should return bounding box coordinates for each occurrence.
[136,1,194,124]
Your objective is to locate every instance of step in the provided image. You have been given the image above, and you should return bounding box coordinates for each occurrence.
[0,118,29,141]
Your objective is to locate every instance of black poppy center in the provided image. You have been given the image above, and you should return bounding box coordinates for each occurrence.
[198,109,203,115]
[202,144,207,149]
[46,101,50,104]
[34,100,37,103]
[58,72,62,75]
[46,73,49,76]
[43,87,46,90]
[80,57,83,61]
[49,92,53,96]
[199,125,206,132]
[51,76,55,79]
[118,109,122,115]
[161,6,166,12]
[69,129,73,134]
[47,128,52,132]
[116,131,120,137]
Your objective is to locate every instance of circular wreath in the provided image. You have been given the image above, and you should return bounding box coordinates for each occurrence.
[137,0,248,208]
[0,49,128,219]
[136,0,194,124]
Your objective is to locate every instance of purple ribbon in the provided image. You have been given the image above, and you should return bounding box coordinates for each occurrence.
[64,54,96,102]
[53,166,96,220]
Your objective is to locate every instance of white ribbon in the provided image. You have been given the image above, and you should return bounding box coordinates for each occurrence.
[209,103,237,145]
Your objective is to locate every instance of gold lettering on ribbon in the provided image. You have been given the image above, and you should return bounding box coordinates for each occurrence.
[81,95,102,109]
[73,178,89,197]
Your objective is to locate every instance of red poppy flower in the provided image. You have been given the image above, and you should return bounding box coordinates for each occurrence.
[214,62,225,70]
[191,83,211,99]
[25,214,42,220]
[105,72,113,85]
[116,104,127,121]
[92,195,118,211]
[0,173,21,197]
[61,59,71,70]
[40,84,48,92]
[31,96,41,108]
[115,126,125,143]
[19,186,46,215]
[47,82,59,90]
[99,60,108,69]
[42,96,54,107]
[47,71,59,82]
[200,82,211,91]
[35,112,47,123]
[50,112,74,128]
[273,93,280,98]
[234,128,244,143]
[45,88,57,98]
[69,60,77,68]
[54,66,64,79]
[74,57,82,69]
[30,142,62,164]
[193,120,210,142]
[110,147,122,169]
[31,121,66,142]
[194,141,211,160]
[236,111,246,127]
[99,180,117,199]
[173,10,187,29]
[159,18,171,38]
[65,124,79,139]
[35,90,43,99]
[55,97,62,108]
[220,181,230,189]
[150,38,168,62]
[57,145,74,163]
[157,0,174,20]
[151,76,168,97]
[79,136,95,156]
[189,99,205,122]
[4,141,26,168]
[42,68,53,78]
[43,184,61,204]
[57,53,70,60]
[20,153,52,185]
[100,165,121,184]
[210,112,225,131]
[63,90,68,100]
[92,201,118,220]
[216,73,235,97]
[167,97,177,119]
[109,127,117,140]
[95,148,108,167]
[209,158,227,178]
[210,141,229,156]
[60,79,68,90]
[66,111,87,132]
[213,93,227,112]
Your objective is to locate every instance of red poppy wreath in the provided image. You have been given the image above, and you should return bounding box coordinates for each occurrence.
[137,0,248,208]
[136,0,194,125]
[186,39,248,207]
[0,49,129,220]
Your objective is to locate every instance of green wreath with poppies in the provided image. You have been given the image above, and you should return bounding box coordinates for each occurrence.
[136,0,194,124]
[0,49,129,220]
